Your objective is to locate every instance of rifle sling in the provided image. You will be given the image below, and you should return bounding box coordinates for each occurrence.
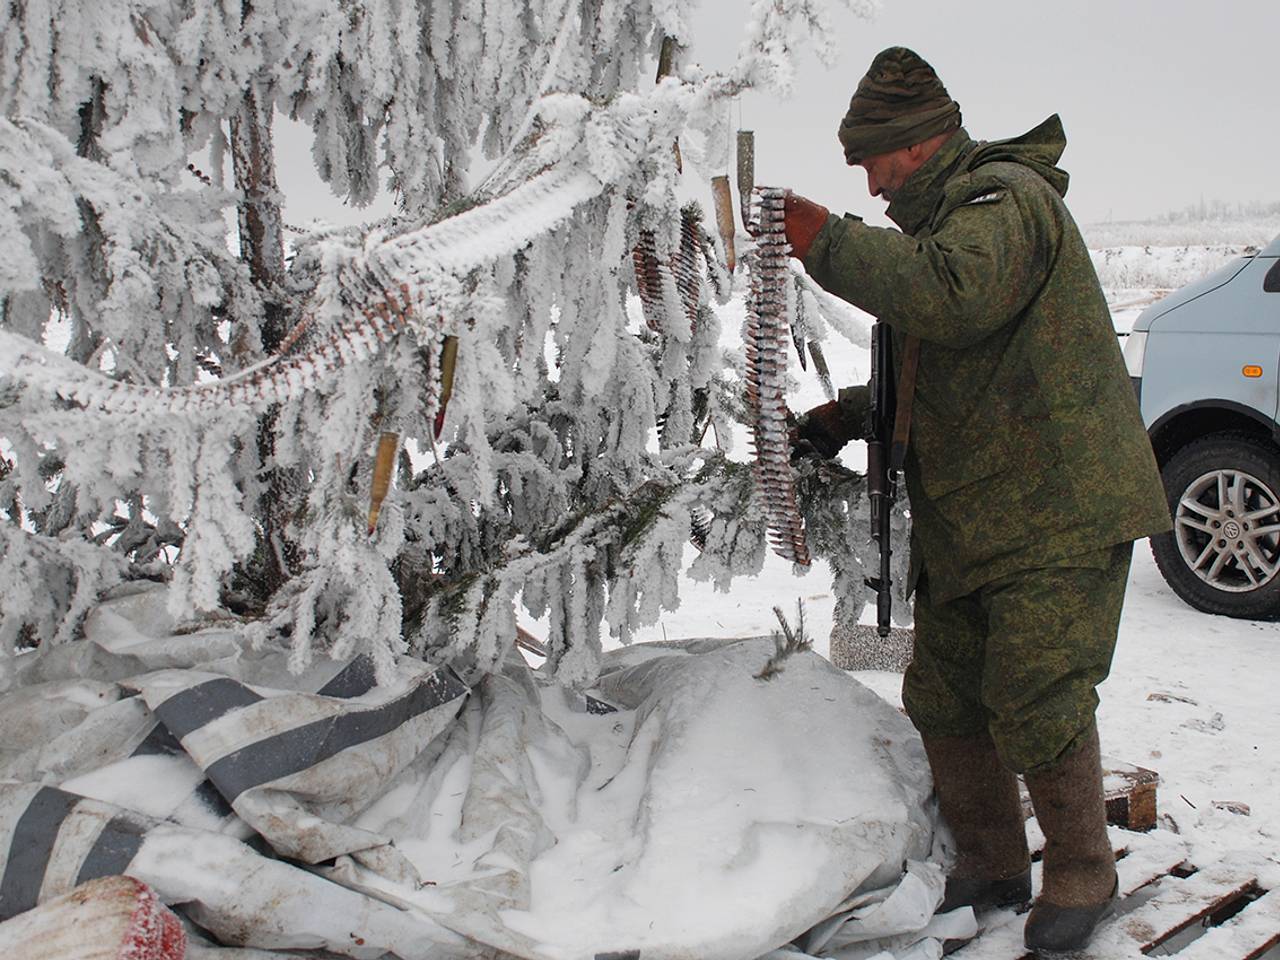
[889,335,921,473]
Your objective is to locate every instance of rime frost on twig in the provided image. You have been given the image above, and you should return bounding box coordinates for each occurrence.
[735,0,882,97]
[791,262,873,348]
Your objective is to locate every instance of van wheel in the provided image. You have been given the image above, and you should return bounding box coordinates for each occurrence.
[1151,433,1280,618]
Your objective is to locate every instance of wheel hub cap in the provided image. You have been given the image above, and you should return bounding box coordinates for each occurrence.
[1175,467,1280,594]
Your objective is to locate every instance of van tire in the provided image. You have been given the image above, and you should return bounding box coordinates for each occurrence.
[1150,432,1280,619]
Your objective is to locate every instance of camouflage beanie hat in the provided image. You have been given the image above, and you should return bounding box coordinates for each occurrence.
[838,47,962,164]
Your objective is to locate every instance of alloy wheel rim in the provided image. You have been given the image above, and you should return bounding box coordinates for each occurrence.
[1175,468,1280,593]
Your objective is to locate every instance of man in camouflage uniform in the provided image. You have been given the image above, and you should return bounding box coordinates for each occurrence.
[784,47,1170,953]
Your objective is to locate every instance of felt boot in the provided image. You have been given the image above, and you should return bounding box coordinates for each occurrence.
[923,733,1032,914]
[1023,723,1118,953]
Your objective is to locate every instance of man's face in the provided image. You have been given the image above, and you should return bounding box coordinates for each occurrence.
[858,145,922,202]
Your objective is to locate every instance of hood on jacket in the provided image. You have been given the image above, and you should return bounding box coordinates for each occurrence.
[966,114,1070,198]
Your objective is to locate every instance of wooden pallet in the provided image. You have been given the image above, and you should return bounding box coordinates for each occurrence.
[950,827,1280,959]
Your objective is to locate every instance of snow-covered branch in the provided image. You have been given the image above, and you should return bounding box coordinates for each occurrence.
[1,0,878,679]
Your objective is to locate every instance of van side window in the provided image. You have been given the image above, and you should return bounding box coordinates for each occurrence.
[1265,259,1280,293]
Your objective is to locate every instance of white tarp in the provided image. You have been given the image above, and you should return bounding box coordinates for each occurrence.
[0,585,971,959]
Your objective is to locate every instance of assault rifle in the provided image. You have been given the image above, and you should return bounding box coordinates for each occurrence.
[865,323,920,638]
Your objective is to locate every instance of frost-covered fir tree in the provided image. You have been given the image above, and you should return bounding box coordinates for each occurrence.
[0,0,895,684]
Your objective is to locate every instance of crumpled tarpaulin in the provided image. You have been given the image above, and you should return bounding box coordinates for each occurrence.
[0,584,972,959]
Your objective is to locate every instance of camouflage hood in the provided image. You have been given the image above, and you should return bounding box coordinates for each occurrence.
[884,114,1070,235]
[966,114,1070,198]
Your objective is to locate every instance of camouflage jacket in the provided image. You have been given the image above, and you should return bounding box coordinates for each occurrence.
[803,115,1170,603]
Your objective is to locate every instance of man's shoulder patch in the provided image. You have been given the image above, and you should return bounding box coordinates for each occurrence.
[960,190,1005,206]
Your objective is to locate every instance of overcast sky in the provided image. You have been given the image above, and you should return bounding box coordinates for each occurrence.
[278,0,1278,231]
[691,0,1278,227]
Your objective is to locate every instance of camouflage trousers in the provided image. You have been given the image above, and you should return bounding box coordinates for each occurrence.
[902,541,1133,774]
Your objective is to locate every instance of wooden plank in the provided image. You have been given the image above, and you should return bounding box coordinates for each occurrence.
[1112,827,1189,895]
[946,829,1190,960]
[1175,887,1280,960]
[1090,861,1262,955]
[1022,826,1187,883]
[944,838,1273,960]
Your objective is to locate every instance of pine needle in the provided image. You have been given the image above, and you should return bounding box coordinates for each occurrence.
[755,599,812,681]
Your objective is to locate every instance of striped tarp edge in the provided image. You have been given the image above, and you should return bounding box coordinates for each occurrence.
[0,787,150,923]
